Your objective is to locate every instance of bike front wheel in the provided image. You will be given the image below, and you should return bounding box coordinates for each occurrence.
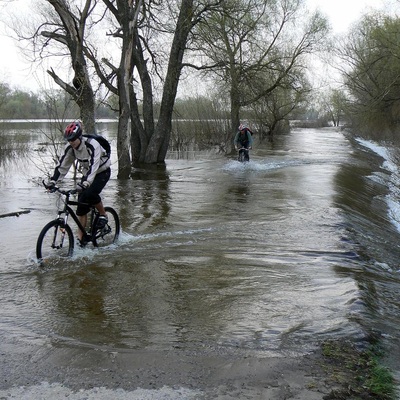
[238,149,249,162]
[36,220,74,263]
[92,207,120,248]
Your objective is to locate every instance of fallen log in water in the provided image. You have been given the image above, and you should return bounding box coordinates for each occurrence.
[0,210,31,218]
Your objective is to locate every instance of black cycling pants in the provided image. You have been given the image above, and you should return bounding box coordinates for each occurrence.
[77,168,111,216]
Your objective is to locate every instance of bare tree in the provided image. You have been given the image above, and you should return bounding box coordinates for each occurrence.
[40,0,97,133]
[5,0,98,131]
[99,0,222,165]
[11,0,210,173]
[94,0,143,177]
[188,0,328,134]
[144,0,195,163]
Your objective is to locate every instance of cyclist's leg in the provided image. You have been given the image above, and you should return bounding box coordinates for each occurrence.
[78,168,110,210]
[93,169,111,225]
[79,169,111,231]
[95,201,106,215]
[77,214,88,241]
[76,193,90,242]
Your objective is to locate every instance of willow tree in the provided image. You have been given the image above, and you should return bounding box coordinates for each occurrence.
[103,0,196,165]
[189,0,329,134]
[249,72,312,142]
[335,13,400,139]
[318,88,347,127]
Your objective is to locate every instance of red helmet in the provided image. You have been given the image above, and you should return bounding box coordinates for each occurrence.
[64,121,82,141]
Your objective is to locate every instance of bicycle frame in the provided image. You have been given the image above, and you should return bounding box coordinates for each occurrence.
[56,194,96,242]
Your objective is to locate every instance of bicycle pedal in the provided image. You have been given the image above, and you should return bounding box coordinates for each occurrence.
[77,237,89,247]
[100,225,111,234]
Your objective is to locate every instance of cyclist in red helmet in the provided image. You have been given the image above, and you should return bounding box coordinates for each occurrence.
[48,120,111,245]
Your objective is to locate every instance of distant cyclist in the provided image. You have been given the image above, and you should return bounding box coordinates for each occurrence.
[47,120,111,245]
[234,123,253,161]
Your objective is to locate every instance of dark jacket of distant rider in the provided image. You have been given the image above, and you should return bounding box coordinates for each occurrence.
[234,124,253,150]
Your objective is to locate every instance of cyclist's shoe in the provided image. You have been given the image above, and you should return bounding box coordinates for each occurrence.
[97,215,108,229]
[77,237,88,247]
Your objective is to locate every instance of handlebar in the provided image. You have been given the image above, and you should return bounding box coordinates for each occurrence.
[42,180,78,196]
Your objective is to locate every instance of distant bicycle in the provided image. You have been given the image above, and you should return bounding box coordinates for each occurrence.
[36,181,120,263]
[238,147,250,162]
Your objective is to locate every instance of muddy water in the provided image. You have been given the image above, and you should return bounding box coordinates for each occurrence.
[0,122,400,392]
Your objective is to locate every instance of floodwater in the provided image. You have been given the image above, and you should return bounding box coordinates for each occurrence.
[0,121,400,397]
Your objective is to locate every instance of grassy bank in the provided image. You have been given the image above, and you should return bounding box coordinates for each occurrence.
[319,339,396,399]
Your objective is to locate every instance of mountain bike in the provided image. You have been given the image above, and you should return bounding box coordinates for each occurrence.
[36,181,120,263]
[238,147,250,162]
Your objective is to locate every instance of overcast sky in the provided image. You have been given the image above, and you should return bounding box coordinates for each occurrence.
[0,0,392,92]
[307,0,387,32]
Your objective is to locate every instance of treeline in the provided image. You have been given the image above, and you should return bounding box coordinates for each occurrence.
[0,81,326,154]
[0,83,116,120]
[0,80,324,124]
[0,82,244,126]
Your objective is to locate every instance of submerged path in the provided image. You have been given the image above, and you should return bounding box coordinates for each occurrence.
[0,127,399,398]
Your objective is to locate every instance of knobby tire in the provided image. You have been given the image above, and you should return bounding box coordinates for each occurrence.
[36,220,74,263]
[92,207,120,247]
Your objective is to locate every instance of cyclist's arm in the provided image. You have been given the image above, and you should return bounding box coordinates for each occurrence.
[50,145,75,182]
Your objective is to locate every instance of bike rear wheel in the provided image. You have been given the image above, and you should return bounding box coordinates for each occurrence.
[92,207,120,247]
[36,220,74,263]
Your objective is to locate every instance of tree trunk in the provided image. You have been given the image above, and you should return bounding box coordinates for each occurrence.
[230,69,241,137]
[117,29,134,178]
[74,78,95,133]
[144,0,194,163]
[117,81,132,179]
[230,93,241,136]
[131,30,153,164]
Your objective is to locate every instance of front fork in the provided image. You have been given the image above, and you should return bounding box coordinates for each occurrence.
[54,211,70,248]
[59,210,70,230]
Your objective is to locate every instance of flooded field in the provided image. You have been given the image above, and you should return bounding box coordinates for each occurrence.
[0,121,399,398]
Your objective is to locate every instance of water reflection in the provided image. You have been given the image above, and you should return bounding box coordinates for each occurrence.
[226,179,251,204]
[0,133,29,166]
[35,266,117,344]
[115,164,171,233]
